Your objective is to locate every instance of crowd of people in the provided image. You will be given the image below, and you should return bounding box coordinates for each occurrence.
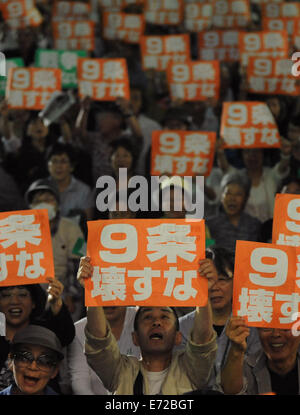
[0,0,300,396]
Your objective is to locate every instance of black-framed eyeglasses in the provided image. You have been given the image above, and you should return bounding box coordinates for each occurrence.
[12,351,58,371]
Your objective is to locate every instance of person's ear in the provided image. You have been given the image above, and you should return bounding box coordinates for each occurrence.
[174,331,182,346]
[132,331,139,347]
[50,364,60,380]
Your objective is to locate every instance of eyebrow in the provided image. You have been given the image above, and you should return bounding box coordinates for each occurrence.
[140,307,173,315]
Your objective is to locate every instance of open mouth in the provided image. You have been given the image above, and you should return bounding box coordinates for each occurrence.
[8,308,23,317]
[149,333,163,340]
[24,375,40,386]
[270,343,285,350]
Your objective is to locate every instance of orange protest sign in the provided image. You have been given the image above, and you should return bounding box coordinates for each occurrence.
[247,57,300,96]
[151,130,216,177]
[0,210,54,287]
[184,3,212,32]
[167,61,220,101]
[272,194,300,248]
[77,58,130,101]
[232,240,300,329]
[52,1,92,21]
[262,17,300,36]
[52,20,95,51]
[140,34,191,71]
[103,12,145,43]
[211,0,251,29]
[85,218,207,307]
[198,30,240,61]
[98,0,144,12]
[239,31,289,66]
[6,67,62,110]
[144,0,184,25]
[220,102,280,148]
[0,0,43,29]
[261,2,300,19]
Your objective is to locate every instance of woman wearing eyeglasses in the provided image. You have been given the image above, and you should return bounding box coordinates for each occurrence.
[0,325,64,395]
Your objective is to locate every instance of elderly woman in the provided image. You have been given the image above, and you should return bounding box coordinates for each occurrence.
[206,173,261,253]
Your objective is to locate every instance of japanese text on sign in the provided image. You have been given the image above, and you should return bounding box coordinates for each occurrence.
[247,57,300,96]
[151,130,216,177]
[233,241,300,329]
[273,194,300,248]
[52,20,95,51]
[220,102,280,148]
[0,210,54,287]
[77,58,130,101]
[0,0,43,29]
[184,3,212,32]
[198,30,240,62]
[103,12,145,44]
[211,0,250,29]
[167,61,220,101]
[261,2,300,19]
[140,35,191,71]
[52,1,91,21]
[85,219,207,307]
[239,31,289,66]
[144,0,183,25]
[6,67,62,110]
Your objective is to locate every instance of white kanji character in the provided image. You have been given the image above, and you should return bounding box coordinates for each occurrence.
[185,84,198,100]
[286,235,300,247]
[232,0,248,14]
[33,70,57,89]
[223,31,238,47]
[252,104,275,126]
[265,78,279,93]
[95,82,108,99]
[125,15,141,29]
[163,267,197,301]
[264,32,284,51]
[200,49,215,60]
[184,133,210,155]
[60,51,77,71]
[128,267,160,301]
[248,76,266,93]
[174,156,191,175]
[191,157,209,174]
[223,127,241,146]
[193,63,215,81]
[260,128,279,146]
[238,287,274,323]
[165,36,186,54]
[200,83,216,98]
[110,83,125,97]
[243,127,259,146]
[0,214,41,249]
[296,256,300,288]
[16,251,45,279]
[74,22,92,37]
[281,78,296,94]
[103,61,124,80]
[25,91,39,108]
[79,80,93,97]
[0,253,13,282]
[143,55,158,69]
[275,293,300,324]
[154,155,174,174]
[39,51,59,68]
[8,90,24,107]
[147,223,196,263]
[91,266,126,300]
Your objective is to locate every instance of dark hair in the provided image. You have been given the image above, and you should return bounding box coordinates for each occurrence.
[109,136,139,173]
[46,143,76,166]
[0,284,46,320]
[288,114,300,128]
[220,172,251,202]
[206,246,235,278]
[133,307,179,332]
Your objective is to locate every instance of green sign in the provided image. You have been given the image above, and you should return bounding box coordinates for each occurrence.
[0,58,24,96]
[35,49,87,89]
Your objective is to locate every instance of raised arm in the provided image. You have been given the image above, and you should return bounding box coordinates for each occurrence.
[77,256,107,338]
[191,258,217,344]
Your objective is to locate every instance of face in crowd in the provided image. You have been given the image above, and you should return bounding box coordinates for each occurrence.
[132,307,181,356]
[221,183,247,219]
[10,343,60,395]
[0,286,35,331]
[48,152,74,183]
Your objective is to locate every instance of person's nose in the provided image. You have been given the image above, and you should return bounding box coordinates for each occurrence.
[152,317,162,327]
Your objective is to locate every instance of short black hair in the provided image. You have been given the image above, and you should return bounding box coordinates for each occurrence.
[206,246,235,278]
[46,143,76,165]
[133,307,179,332]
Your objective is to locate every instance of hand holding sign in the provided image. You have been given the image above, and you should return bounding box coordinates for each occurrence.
[46,276,63,316]
[225,316,250,353]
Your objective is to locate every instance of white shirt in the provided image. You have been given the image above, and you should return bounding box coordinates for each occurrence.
[145,368,169,395]
[67,307,140,395]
